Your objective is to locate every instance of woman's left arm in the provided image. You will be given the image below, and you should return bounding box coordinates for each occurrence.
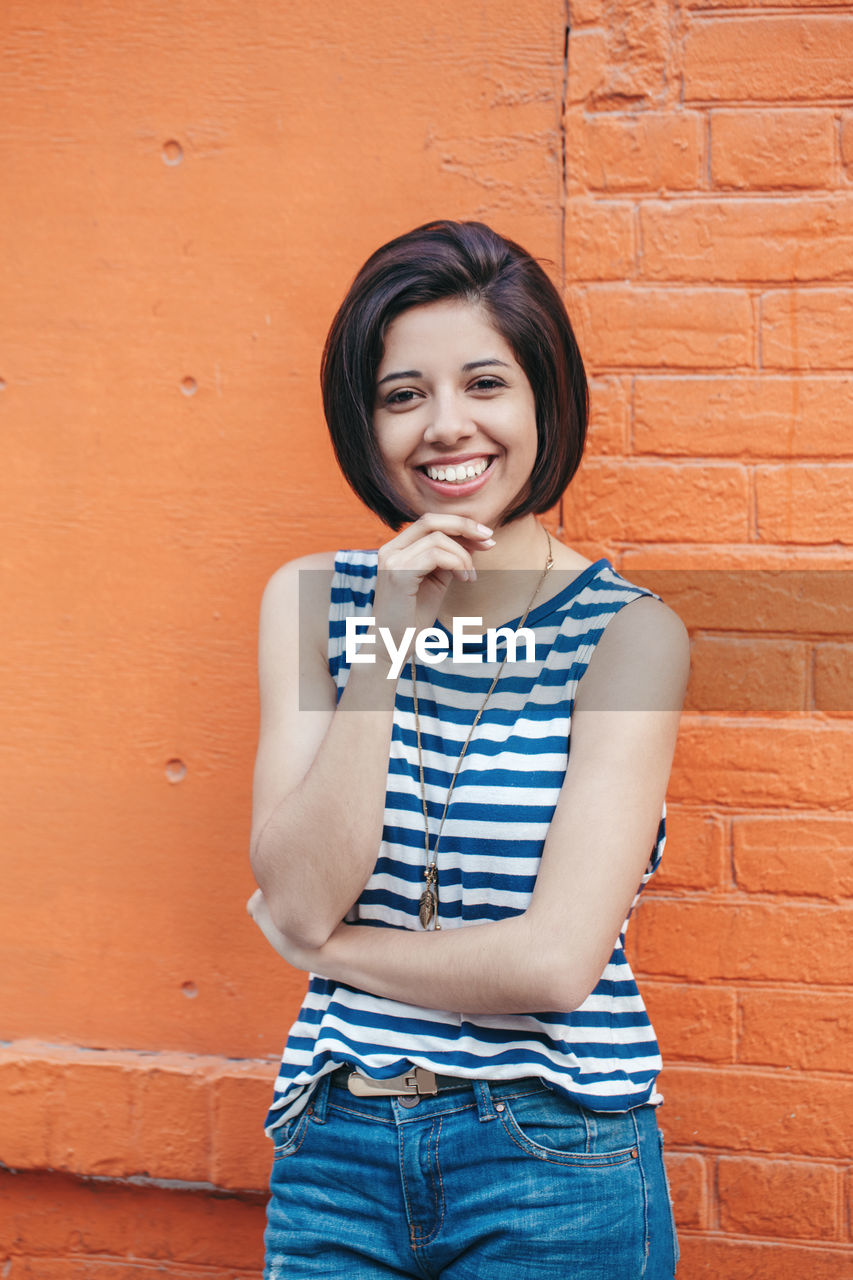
[248,596,690,1015]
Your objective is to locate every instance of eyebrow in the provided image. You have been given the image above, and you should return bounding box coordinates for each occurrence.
[376,368,421,387]
[376,358,511,387]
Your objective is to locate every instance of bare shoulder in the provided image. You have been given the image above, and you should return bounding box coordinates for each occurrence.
[261,550,338,607]
[258,550,339,673]
[577,595,690,712]
[260,551,337,627]
[600,594,688,658]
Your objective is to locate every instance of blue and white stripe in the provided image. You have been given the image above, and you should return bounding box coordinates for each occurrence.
[265,551,666,1136]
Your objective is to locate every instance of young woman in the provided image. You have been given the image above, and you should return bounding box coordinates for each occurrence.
[248,220,688,1278]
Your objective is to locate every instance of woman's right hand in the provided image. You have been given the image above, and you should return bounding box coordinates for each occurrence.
[372,513,495,651]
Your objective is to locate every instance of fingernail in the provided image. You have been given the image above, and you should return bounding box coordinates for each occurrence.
[469,568,477,581]
[481,538,496,548]
[477,524,493,535]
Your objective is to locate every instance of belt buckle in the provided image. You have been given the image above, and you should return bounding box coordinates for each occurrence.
[347,1067,438,1099]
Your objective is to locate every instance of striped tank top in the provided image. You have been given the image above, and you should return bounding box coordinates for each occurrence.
[264,551,666,1137]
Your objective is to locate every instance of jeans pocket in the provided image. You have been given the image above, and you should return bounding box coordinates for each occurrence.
[497,1089,640,1166]
[270,1107,312,1162]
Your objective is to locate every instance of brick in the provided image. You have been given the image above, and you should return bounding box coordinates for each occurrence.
[0,1170,264,1267]
[565,28,609,105]
[567,0,671,109]
[210,1065,276,1193]
[572,285,752,370]
[619,565,853,636]
[642,198,853,283]
[0,1172,67,1254]
[718,1156,840,1239]
[762,290,853,369]
[568,0,605,23]
[677,1235,853,1280]
[663,1065,853,1157]
[51,1059,135,1179]
[815,643,853,714]
[135,1065,211,1182]
[664,1151,708,1231]
[756,465,853,543]
[567,110,703,192]
[0,1057,60,1169]
[655,808,728,891]
[739,989,853,1073]
[711,109,835,189]
[0,1044,279,1190]
[0,1172,136,1258]
[586,376,629,455]
[633,375,853,458]
[642,982,737,1064]
[563,198,634,280]
[684,16,853,102]
[562,459,749,542]
[733,816,853,898]
[685,636,807,714]
[150,1198,265,1270]
[633,898,853,984]
[669,720,853,808]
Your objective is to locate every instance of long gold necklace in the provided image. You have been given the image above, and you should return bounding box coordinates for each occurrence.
[410,528,554,930]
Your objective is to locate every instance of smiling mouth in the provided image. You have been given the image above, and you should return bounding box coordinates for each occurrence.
[420,457,493,484]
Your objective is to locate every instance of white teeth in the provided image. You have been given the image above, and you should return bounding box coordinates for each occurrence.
[425,458,489,483]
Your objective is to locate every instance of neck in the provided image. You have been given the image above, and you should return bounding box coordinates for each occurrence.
[471,513,548,571]
[437,515,552,630]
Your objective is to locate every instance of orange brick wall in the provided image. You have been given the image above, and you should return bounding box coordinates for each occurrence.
[561,1,853,1276]
[1,2,851,1277]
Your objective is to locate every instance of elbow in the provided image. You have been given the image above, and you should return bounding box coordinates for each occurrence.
[540,969,590,1014]
[252,879,337,951]
[533,939,604,1013]
[279,911,337,952]
[523,912,614,1013]
[249,829,339,951]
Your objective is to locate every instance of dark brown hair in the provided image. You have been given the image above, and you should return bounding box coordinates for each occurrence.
[320,220,588,529]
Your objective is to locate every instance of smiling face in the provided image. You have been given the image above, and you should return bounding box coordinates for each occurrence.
[372,299,539,529]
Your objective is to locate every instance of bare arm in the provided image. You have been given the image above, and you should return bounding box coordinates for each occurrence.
[249,595,690,1011]
[250,517,495,948]
[249,552,398,948]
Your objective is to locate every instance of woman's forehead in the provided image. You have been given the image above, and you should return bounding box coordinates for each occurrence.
[378,300,516,371]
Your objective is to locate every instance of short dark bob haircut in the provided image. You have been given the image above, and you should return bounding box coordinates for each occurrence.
[321,220,588,530]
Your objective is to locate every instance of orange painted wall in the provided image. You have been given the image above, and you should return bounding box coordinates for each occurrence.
[1,1,851,1276]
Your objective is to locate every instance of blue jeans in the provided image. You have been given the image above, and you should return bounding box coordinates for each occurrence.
[264,1073,679,1278]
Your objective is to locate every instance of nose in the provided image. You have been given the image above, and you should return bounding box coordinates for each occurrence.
[423,391,474,446]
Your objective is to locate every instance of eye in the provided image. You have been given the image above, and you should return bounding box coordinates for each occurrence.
[469,376,506,392]
[381,387,421,408]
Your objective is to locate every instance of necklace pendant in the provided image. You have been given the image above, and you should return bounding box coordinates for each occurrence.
[419,865,439,930]
[418,888,436,930]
